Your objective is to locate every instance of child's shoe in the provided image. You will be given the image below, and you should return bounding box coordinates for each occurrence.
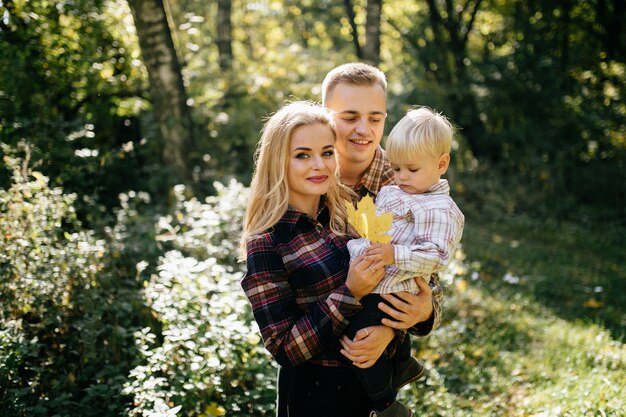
[369,400,414,417]
[392,356,425,390]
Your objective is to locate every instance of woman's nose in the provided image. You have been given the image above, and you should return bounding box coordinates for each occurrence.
[312,155,324,169]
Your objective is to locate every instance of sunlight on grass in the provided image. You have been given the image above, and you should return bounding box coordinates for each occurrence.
[398,249,626,417]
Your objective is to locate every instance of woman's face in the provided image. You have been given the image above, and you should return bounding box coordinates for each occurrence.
[287,123,336,215]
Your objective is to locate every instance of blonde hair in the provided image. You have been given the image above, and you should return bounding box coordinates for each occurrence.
[386,107,455,163]
[322,62,387,105]
[239,101,353,257]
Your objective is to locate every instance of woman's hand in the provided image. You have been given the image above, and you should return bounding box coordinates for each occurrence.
[345,255,385,301]
[379,277,434,329]
[340,325,395,368]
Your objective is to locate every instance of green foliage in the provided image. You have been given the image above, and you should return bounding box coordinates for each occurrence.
[0,143,143,416]
[0,0,159,212]
[124,181,275,417]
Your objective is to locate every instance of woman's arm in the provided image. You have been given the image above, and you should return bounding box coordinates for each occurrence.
[242,235,385,367]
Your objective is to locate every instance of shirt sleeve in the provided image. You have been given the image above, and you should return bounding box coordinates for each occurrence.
[241,235,362,367]
[393,207,464,276]
[347,237,369,261]
[408,272,443,336]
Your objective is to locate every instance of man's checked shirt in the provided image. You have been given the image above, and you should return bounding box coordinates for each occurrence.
[347,180,465,294]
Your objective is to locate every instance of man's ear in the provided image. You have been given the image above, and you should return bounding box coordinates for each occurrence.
[438,153,451,174]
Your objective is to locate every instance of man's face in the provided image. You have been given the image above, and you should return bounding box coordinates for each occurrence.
[325,83,387,168]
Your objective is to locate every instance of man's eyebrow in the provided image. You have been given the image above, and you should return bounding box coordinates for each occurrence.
[338,110,387,116]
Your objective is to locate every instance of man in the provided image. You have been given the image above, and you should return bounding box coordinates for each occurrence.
[322,63,442,381]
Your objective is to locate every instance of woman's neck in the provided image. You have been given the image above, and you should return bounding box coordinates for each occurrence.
[289,196,321,218]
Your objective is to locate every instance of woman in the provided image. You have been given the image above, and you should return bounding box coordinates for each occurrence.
[240,101,390,416]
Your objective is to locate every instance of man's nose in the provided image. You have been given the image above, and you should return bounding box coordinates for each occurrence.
[355,119,369,134]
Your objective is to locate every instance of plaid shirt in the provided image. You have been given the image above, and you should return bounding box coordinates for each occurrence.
[348,181,464,294]
[343,146,395,203]
[343,146,444,336]
[241,206,362,367]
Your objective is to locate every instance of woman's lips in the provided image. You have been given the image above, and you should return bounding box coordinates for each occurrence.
[307,175,328,183]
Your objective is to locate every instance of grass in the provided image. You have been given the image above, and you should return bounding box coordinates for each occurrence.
[398,214,626,416]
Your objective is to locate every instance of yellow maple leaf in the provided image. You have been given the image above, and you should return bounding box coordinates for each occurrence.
[345,195,393,243]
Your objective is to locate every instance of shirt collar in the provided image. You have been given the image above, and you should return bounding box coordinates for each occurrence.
[427,179,450,194]
[276,200,330,232]
[345,146,394,200]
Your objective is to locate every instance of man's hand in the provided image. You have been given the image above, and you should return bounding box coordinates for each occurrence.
[340,325,395,368]
[365,242,394,266]
[379,277,433,329]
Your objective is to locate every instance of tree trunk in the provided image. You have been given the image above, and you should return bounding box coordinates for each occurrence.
[127,0,193,181]
[363,0,382,65]
[217,0,233,70]
[343,0,363,59]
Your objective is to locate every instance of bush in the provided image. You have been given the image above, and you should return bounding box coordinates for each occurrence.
[0,144,142,416]
[124,181,275,417]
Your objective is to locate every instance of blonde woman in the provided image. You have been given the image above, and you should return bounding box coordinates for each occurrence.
[240,101,388,417]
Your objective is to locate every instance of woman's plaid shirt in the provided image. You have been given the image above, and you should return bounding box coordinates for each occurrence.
[241,206,363,367]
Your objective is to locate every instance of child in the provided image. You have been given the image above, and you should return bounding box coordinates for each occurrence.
[344,107,465,417]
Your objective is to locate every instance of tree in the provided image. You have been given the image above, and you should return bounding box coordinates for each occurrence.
[343,0,383,65]
[388,0,488,157]
[216,0,233,70]
[127,0,194,182]
[363,0,382,65]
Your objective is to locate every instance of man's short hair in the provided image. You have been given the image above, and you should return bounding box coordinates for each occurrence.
[322,63,387,105]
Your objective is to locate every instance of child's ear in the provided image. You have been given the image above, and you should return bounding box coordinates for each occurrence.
[438,153,451,174]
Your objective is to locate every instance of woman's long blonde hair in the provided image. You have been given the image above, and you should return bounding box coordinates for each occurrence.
[239,101,352,258]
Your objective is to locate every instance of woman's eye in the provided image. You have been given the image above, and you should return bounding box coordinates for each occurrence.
[295,153,310,159]
[409,169,418,172]
[342,117,356,122]
[322,150,334,157]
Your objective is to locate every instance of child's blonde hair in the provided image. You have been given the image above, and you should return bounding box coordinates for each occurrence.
[386,107,454,163]
[239,101,352,258]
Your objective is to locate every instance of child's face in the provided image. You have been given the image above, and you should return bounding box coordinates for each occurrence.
[391,153,449,194]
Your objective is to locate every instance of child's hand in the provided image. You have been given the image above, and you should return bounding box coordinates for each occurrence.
[365,243,394,266]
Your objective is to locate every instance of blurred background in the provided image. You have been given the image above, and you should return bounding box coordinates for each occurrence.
[1,1,624,416]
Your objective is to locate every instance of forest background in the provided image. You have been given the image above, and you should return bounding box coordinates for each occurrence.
[1,0,625,416]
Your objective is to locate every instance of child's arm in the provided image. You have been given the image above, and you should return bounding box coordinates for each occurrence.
[389,207,464,276]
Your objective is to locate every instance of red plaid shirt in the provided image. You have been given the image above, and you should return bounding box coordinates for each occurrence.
[242,206,362,367]
[343,146,395,203]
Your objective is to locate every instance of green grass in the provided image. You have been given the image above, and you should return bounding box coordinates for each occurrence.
[398,215,626,416]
